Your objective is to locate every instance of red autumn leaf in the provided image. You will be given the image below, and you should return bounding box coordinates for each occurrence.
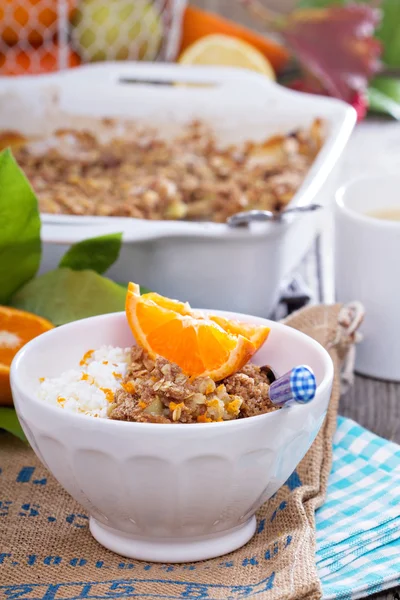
[283,6,382,103]
[242,1,382,105]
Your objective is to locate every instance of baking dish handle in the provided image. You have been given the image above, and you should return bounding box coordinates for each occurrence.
[53,61,287,96]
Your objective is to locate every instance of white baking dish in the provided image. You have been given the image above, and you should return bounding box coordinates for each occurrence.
[0,63,356,316]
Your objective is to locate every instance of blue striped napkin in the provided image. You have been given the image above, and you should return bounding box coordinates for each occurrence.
[316,416,400,600]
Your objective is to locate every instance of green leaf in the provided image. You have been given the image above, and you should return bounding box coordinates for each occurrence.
[0,149,41,303]
[371,76,400,103]
[10,268,126,326]
[376,0,400,67]
[0,408,27,441]
[297,0,344,7]
[59,232,123,274]
[297,0,371,8]
[140,286,152,295]
[368,77,400,120]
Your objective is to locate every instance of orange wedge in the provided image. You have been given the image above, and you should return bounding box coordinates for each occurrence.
[125,283,269,380]
[209,315,270,348]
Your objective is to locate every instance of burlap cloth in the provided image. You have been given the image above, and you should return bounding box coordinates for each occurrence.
[0,304,359,599]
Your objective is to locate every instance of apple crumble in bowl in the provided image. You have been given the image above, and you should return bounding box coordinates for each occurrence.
[35,284,317,424]
[35,344,278,424]
[110,346,278,424]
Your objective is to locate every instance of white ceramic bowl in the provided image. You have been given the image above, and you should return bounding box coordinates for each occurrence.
[10,311,333,563]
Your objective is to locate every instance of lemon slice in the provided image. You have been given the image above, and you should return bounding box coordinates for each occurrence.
[178,34,276,79]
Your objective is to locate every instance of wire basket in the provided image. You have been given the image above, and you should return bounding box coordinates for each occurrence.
[0,0,186,76]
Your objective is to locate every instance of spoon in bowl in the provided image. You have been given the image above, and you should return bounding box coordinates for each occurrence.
[268,365,316,408]
[227,204,322,228]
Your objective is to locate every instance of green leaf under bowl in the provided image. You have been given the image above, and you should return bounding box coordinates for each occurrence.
[59,232,123,274]
[0,408,26,441]
[10,268,126,326]
[0,149,41,304]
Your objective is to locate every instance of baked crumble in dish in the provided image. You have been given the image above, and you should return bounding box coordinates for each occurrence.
[1,118,324,223]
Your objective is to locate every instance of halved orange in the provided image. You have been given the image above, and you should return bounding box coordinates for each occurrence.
[0,306,54,405]
[125,283,270,380]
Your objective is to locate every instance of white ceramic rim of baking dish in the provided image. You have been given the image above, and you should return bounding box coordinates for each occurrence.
[1,63,356,243]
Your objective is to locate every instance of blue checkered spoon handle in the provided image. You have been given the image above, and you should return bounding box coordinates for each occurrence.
[269,365,316,407]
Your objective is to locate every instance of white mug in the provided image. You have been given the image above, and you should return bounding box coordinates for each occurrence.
[335,175,400,381]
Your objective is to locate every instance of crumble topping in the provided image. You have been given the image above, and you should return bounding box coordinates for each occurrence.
[109,346,278,423]
[4,118,324,223]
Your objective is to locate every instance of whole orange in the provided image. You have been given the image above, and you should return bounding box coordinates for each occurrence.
[0,43,81,75]
[0,0,75,47]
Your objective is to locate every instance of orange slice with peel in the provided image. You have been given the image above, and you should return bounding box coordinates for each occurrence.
[125,283,270,380]
[208,315,270,348]
[0,306,54,405]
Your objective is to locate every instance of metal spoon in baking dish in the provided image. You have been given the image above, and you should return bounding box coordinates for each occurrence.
[227,204,323,227]
[268,365,317,408]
